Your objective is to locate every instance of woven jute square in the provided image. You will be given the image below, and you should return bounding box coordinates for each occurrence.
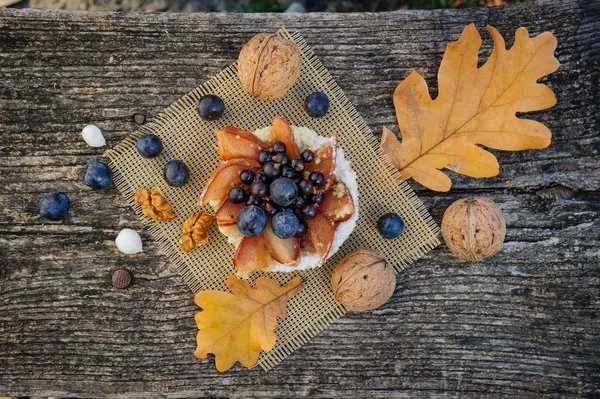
[106,28,439,371]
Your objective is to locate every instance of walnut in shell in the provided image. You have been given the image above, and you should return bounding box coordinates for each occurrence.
[331,249,396,312]
[441,197,506,262]
[237,33,301,100]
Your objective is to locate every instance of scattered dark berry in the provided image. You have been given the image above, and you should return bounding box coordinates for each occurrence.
[255,171,267,181]
[83,160,113,189]
[305,92,330,118]
[272,153,288,165]
[246,195,262,206]
[294,218,308,238]
[39,192,70,221]
[236,205,267,236]
[164,160,189,187]
[271,211,300,239]
[263,162,282,179]
[228,186,247,204]
[281,165,296,179]
[196,94,225,120]
[311,192,325,205]
[272,142,286,153]
[290,157,305,173]
[240,169,255,184]
[377,213,405,239]
[294,196,305,208]
[298,180,314,196]
[300,204,318,220]
[270,177,298,207]
[258,150,273,165]
[136,134,163,158]
[263,201,281,217]
[301,149,315,163]
[309,171,325,187]
[250,180,268,197]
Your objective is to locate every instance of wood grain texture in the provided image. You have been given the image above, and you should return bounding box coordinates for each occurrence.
[1,0,599,397]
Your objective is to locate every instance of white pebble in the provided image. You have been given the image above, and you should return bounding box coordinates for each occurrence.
[115,228,143,254]
[82,125,106,147]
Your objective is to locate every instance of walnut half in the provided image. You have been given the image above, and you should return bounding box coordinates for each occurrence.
[134,188,176,222]
[179,212,214,252]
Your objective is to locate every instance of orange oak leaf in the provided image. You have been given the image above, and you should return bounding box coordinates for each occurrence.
[194,275,303,372]
[381,24,559,192]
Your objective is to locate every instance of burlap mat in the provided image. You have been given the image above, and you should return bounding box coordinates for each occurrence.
[105,28,440,371]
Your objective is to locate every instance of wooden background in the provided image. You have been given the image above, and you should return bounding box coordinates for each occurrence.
[1,0,599,397]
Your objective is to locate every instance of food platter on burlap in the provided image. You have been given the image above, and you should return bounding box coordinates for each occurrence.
[106,27,440,371]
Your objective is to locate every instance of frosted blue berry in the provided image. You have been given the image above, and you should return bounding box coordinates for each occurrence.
[39,192,70,221]
[197,95,225,121]
[83,160,113,189]
[271,210,299,239]
[164,160,189,187]
[377,213,404,239]
[305,92,330,118]
[137,134,163,159]
[236,205,267,236]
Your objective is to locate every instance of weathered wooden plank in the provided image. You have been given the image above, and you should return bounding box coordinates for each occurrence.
[1,0,599,397]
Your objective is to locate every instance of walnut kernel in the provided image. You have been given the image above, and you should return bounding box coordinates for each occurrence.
[134,188,176,222]
[237,33,301,99]
[331,249,396,312]
[179,212,214,252]
[441,197,506,262]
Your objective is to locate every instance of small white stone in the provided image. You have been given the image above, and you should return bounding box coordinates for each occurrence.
[82,125,106,147]
[115,228,143,254]
[284,2,305,12]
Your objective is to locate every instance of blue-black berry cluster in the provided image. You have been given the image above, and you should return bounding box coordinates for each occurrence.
[233,141,325,239]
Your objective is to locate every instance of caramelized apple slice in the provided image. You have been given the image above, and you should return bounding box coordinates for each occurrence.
[216,126,267,161]
[320,180,355,223]
[306,212,335,267]
[233,234,272,277]
[271,116,301,158]
[305,133,337,190]
[263,223,300,266]
[199,158,260,208]
[215,200,246,226]
[223,126,268,147]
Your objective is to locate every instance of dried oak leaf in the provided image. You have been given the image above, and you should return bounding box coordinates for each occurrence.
[134,188,176,221]
[179,211,213,252]
[194,275,303,372]
[381,24,559,192]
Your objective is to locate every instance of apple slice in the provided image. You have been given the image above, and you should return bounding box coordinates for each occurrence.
[306,212,335,267]
[263,223,300,266]
[199,158,260,208]
[305,133,337,190]
[320,180,355,223]
[233,234,272,277]
[222,126,268,147]
[216,126,268,161]
[215,200,246,226]
[271,116,301,158]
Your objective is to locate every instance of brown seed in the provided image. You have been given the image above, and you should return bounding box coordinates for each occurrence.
[112,268,132,289]
[133,113,146,124]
